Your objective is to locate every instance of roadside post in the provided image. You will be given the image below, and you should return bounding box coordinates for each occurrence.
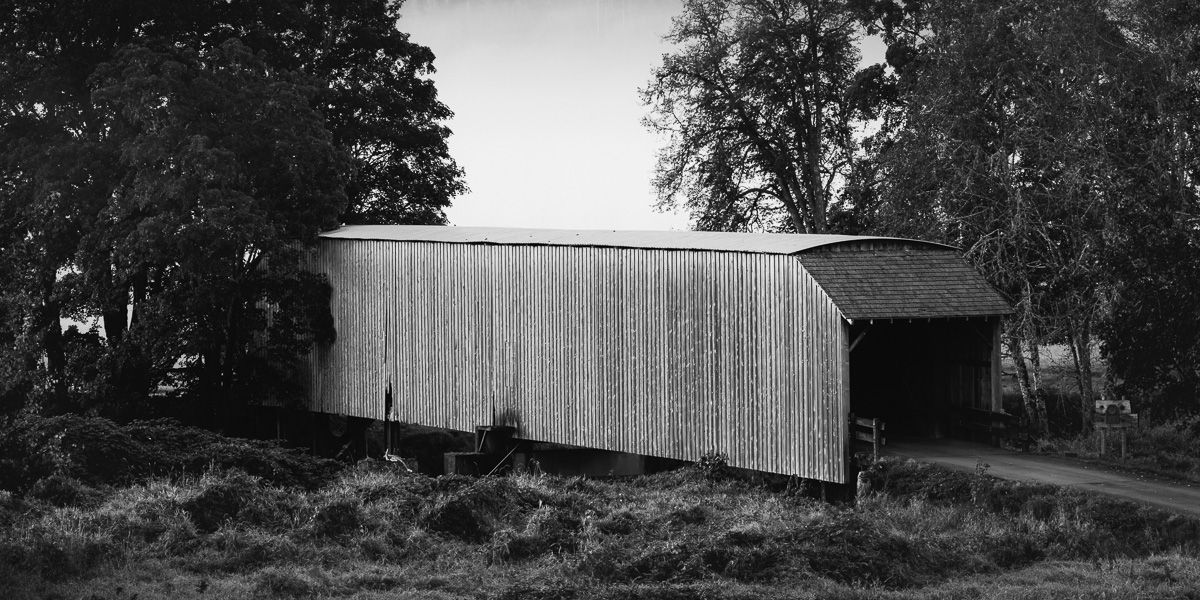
[1093,399,1137,459]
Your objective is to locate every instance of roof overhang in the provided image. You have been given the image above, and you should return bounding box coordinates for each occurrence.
[320,225,1012,319]
[797,248,1014,320]
[320,225,954,255]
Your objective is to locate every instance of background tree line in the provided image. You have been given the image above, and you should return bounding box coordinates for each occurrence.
[644,0,1200,436]
[3,0,1198,441]
[0,0,464,424]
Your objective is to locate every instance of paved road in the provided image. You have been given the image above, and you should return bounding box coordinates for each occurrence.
[885,437,1200,518]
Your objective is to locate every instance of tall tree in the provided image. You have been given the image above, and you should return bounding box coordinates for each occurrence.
[864,0,1134,436]
[865,0,1200,429]
[642,0,884,233]
[1097,0,1200,421]
[0,0,464,416]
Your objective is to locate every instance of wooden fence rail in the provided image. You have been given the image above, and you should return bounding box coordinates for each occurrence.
[850,414,886,461]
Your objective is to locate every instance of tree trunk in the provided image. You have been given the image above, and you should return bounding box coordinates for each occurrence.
[1068,328,1096,434]
[35,291,69,413]
[1026,338,1049,435]
[1008,332,1048,439]
[102,307,127,346]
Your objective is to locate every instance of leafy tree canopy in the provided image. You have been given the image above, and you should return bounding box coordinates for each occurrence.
[642,0,889,234]
[0,0,464,417]
[863,0,1200,425]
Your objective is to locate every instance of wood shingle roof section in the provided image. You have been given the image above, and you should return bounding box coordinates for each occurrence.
[797,247,1014,321]
[321,225,1012,321]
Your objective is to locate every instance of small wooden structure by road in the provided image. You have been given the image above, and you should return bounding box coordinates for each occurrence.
[300,226,1012,484]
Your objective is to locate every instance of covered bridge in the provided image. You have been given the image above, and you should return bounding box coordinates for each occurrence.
[301,225,1012,484]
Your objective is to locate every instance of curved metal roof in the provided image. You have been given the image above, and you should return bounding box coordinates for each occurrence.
[320,225,952,255]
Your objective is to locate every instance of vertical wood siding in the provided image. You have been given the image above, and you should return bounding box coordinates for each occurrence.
[304,240,848,482]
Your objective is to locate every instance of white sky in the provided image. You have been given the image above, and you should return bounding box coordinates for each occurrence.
[400,0,885,232]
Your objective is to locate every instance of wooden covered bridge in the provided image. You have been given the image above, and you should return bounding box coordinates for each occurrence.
[300,226,1013,484]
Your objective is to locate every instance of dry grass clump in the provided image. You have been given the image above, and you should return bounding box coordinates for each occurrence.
[2,443,1200,599]
[861,457,1200,561]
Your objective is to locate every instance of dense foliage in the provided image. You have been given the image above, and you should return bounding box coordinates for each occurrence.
[642,0,888,233]
[0,414,341,492]
[646,0,1200,424]
[863,0,1200,426]
[0,0,464,418]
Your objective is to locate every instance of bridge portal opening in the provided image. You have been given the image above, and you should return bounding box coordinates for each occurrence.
[848,317,1002,442]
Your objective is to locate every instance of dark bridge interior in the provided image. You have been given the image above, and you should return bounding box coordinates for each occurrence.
[848,318,1001,441]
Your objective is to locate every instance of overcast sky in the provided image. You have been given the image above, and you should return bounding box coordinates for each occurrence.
[401,0,884,232]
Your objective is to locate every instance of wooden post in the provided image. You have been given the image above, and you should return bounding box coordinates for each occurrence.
[872,418,881,460]
[1099,427,1107,457]
[848,412,856,466]
[1120,429,1127,460]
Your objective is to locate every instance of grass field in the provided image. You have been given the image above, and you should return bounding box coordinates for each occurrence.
[3,453,1199,600]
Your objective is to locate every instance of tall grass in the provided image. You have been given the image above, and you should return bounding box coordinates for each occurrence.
[2,414,1199,599]
[3,454,1199,599]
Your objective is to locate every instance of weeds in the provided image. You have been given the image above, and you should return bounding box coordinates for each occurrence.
[0,414,341,494]
[2,432,1200,599]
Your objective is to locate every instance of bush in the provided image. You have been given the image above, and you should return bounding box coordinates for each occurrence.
[0,415,343,494]
[27,475,104,508]
[867,457,1200,561]
[0,508,119,579]
[697,451,730,480]
[859,458,977,504]
[125,419,342,489]
[488,505,581,562]
[311,497,364,538]
[181,470,263,533]
[796,511,958,588]
[593,508,639,535]
[0,414,152,491]
[983,531,1045,568]
[418,476,541,542]
[189,528,303,573]
[1130,417,1200,474]
[701,527,783,581]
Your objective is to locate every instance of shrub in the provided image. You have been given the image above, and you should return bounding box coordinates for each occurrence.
[667,504,708,526]
[311,497,364,538]
[237,485,308,532]
[27,475,104,508]
[0,414,151,491]
[796,510,968,588]
[623,540,709,582]
[488,505,581,562]
[181,470,263,533]
[593,508,639,535]
[0,415,342,493]
[983,531,1045,568]
[125,419,341,489]
[418,476,539,542]
[0,508,119,579]
[974,481,1061,517]
[1132,416,1200,456]
[188,527,303,573]
[701,544,782,581]
[697,451,730,481]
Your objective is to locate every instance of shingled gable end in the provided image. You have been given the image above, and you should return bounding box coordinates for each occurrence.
[302,225,1013,484]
